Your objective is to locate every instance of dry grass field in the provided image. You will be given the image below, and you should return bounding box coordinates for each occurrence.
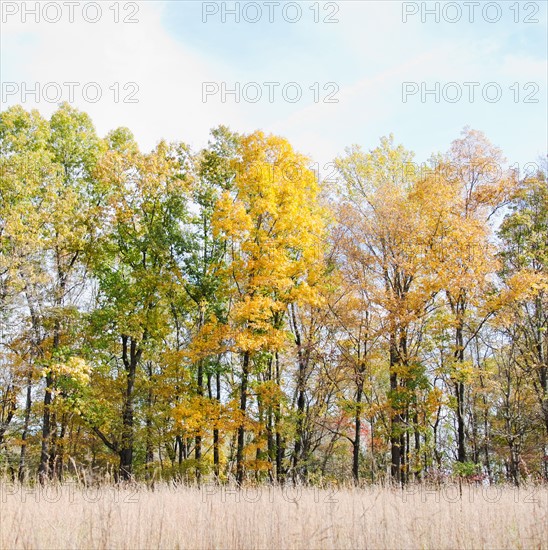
[1,482,546,549]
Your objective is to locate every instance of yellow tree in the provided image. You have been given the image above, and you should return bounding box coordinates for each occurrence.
[182,126,240,478]
[336,136,448,483]
[435,128,517,464]
[212,131,325,484]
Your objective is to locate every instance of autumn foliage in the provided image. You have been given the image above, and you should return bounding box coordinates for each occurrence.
[0,105,546,485]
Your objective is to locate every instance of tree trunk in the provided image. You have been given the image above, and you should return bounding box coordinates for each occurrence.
[145,364,154,482]
[39,316,60,482]
[119,335,140,481]
[18,372,33,481]
[352,382,363,484]
[455,380,467,462]
[214,370,221,478]
[455,324,467,463]
[291,304,307,480]
[236,351,250,485]
[293,372,306,477]
[274,352,285,483]
[176,435,184,466]
[195,359,203,481]
[414,412,421,481]
[389,333,401,483]
[48,412,58,477]
[56,415,67,481]
[266,357,274,481]
[38,371,54,483]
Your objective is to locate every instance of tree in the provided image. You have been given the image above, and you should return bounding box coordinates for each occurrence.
[498,166,547,479]
[0,104,103,481]
[213,131,325,484]
[182,126,240,479]
[85,130,190,480]
[0,106,51,477]
[336,136,450,483]
[2,104,546,485]
[437,128,516,464]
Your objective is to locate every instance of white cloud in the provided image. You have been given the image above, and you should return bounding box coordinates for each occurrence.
[2,0,545,167]
[1,1,242,151]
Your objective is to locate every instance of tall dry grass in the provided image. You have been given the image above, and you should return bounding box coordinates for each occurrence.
[0,481,546,549]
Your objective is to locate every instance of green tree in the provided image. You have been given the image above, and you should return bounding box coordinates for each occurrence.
[86,130,190,480]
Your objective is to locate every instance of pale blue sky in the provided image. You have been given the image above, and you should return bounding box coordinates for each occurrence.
[1,1,546,170]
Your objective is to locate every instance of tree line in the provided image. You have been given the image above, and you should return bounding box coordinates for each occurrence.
[0,104,546,485]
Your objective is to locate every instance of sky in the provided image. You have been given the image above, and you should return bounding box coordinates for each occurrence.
[1,0,547,173]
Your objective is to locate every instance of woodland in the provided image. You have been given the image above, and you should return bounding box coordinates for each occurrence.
[0,103,546,486]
